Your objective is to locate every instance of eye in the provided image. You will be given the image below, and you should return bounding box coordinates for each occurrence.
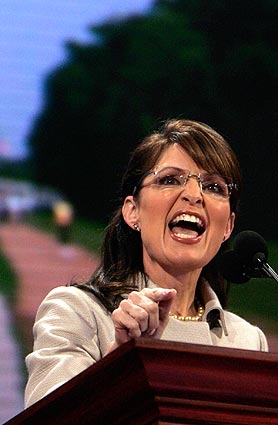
[202,179,228,197]
[156,174,182,186]
[203,182,225,193]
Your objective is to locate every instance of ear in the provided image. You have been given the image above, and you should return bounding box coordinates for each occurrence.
[122,196,139,229]
[223,212,235,242]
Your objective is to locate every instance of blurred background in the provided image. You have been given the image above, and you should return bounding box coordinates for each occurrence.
[0,0,277,421]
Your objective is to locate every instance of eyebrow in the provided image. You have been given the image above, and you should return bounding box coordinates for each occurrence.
[155,166,225,176]
[155,166,189,171]
[154,166,202,174]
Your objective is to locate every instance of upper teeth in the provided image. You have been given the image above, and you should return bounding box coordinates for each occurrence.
[171,214,204,227]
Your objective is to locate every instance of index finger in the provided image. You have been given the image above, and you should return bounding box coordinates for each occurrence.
[140,287,176,303]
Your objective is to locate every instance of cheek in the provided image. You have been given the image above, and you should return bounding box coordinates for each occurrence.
[208,202,231,231]
[138,191,172,222]
[138,195,172,246]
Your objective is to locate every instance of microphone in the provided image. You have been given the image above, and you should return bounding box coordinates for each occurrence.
[217,249,250,284]
[218,230,278,284]
[233,230,268,268]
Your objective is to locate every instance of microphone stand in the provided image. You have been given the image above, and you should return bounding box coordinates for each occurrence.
[253,253,278,283]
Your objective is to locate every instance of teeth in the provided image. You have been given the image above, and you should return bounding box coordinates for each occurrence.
[174,233,195,239]
[171,214,203,227]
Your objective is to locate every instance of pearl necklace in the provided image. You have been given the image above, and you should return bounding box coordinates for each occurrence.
[169,300,205,322]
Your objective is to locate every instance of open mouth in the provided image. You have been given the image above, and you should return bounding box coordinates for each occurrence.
[169,213,205,239]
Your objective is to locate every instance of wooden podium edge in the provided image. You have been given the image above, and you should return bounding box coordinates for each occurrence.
[5,339,278,424]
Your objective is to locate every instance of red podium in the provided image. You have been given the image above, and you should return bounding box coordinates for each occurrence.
[5,339,278,424]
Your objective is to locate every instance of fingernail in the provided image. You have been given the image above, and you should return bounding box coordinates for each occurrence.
[162,289,175,295]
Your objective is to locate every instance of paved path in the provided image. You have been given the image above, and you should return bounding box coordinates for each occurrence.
[0,222,277,423]
[0,295,24,424]
[0,222,99,423]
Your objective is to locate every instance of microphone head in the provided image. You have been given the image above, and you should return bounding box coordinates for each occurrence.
[217,249,250,284]
[217,230,268,283]
[233,230,268,268]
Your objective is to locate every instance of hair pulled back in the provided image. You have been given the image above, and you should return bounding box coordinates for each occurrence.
[74,119,241,310]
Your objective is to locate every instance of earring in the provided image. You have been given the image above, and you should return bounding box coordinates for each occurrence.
[133,223,141,232]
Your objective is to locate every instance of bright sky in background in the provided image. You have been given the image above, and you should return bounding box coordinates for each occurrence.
[0,0,154,159]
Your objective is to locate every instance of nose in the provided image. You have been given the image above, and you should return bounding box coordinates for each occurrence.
[181,176,203,205]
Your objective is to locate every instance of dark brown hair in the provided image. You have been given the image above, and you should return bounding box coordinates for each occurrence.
[73,119,241,310]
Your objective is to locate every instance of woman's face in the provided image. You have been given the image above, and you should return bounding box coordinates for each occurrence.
[123,144,235,275]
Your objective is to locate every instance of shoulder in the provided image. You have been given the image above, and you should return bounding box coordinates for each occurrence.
[35,285,111,329]
[40,284,97,302]
[32,285,114,355]
[223,310,268,351]
[39,284,106,310]
[223,310,259,327]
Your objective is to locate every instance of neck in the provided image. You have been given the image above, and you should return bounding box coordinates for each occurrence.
[145,261,202,317]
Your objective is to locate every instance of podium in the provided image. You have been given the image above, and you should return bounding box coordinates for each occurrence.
[5,339,278,424]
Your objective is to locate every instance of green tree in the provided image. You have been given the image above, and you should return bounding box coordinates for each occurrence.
[29,10,216,221]
[155,0,278,237]
[29,0,278,236]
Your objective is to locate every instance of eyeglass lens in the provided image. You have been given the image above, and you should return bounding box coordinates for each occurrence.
[144,167,231,198]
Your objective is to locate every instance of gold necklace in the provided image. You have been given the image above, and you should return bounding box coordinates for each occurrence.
[169,299,204,322]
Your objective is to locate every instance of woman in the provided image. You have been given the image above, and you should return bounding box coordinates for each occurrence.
[25,119,268,407]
